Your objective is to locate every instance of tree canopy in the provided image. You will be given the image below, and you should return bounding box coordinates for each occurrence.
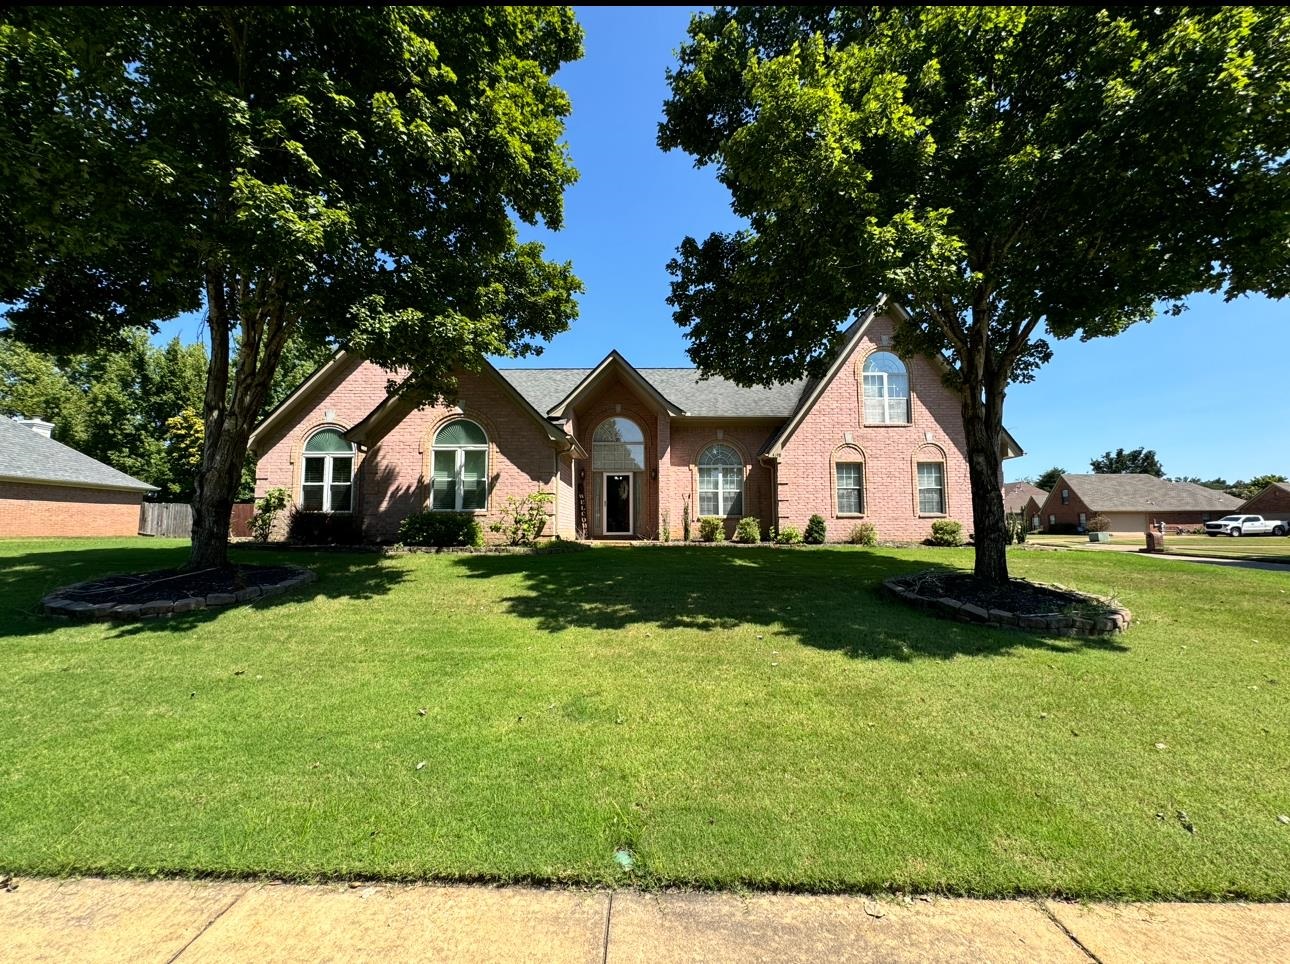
[1091,447,1164,477]
[1033,467,1067,493]
[0,6,584,566]
[660,5,1289,583]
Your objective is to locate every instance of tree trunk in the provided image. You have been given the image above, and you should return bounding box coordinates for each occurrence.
[961,385,1010,586]
[186,271,293,570]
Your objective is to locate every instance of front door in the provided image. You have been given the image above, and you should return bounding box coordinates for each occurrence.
[603,473,632,535]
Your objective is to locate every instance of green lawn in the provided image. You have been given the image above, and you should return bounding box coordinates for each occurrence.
[1027,532,1290,564]
[1,538,1287,899]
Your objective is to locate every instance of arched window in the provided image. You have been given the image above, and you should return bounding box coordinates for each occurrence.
[862,352,910,424]
[698,443,743,516]
[432,419,489,510]
[592,417,645,472]
[302,428,355,513]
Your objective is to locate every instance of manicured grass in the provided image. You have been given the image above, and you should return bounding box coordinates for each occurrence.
[1027,532,1290,564]
[1,538,1287,899]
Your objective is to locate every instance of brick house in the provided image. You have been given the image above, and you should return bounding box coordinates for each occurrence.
[249,301,1023,543]
[1238,481,1290,521]
[1037,473,1242,534]
[0,416,155,538]
[1002,481,1047,531]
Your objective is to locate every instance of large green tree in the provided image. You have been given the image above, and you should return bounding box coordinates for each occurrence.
[1,6,582,567]
[1091,447,1164,477]
[660,6,1289,584]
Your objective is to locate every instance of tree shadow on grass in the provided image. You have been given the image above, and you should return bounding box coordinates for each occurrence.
[0,540,408,640]
[451,546,1129,662]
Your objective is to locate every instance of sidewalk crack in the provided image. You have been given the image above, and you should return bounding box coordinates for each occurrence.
[167,887,248,962]
[1037,899,1103,964]
[601,890,615,964]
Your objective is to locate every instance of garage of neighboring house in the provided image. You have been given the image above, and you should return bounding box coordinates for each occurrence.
[0,416,156,538]
[1038,473,1243,534]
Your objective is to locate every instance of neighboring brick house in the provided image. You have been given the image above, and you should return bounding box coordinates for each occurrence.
[1037,473,1242,534]
[1238,481,1290,521]
[0,416,155,538]
[249,301,1024,543]
[1002,481,1047,531]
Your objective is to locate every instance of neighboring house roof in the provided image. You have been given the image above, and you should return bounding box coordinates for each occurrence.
[1056,474,1243,513]
[1239,481,1290,511]
[1003,481,1048,514]
[0,417,156,493]
[497,364,809,419]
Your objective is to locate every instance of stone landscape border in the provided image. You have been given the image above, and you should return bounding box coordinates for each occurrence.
[43,567,317,621]
[882,573,1131,637]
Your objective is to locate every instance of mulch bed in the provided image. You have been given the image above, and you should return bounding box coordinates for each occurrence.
[908,572,1088,616]
[58,565,298,606]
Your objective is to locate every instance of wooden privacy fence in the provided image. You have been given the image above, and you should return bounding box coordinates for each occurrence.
[138,502,255,539]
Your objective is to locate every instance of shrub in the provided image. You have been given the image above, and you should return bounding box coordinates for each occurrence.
[1087,513,1112,533]
[848,522,877,546]
[775,525,803,545]
[660,508,671,543]
[681,495,692,542]
[288,508,364,545]
[489,490,552,546]
[249,487,290,543]
[734,516,760,543]
[804,514,827,544]
[698,516,726,542]
[929,519,965,547]
[1005,513,1028,545]
[399,510,483,548]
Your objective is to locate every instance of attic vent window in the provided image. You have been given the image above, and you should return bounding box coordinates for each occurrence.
[1061,489,1070,504]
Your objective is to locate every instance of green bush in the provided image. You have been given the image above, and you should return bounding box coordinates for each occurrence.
[848,522,877,546]
[399,510,483,548]
[930,519,965,547]
[804,514,827,544]
[287,508,364,545]
[489,490,552,546]
[249,487,290,543]
[733,516,760,543]
[1005,513,1027,545]
[698,516,726,542]
[775,525,803,545]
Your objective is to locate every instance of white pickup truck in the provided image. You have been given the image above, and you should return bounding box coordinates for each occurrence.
[1204,515,1286,537]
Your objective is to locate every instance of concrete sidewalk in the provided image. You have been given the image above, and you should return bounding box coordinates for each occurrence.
[1,878,1287,963]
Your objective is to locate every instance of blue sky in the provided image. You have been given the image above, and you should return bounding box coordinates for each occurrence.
[159,5,1286,484]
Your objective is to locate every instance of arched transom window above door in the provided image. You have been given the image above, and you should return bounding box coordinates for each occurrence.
[698,443,743,516]
[862,351,911,424]
[592,417,645,472]
[301,428,355,513]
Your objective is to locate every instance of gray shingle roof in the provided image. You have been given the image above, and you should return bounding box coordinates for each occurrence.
[1003,481,1048,513]
[1062,474,1242,512]
[496,368,809,419]
[0,418,156,492]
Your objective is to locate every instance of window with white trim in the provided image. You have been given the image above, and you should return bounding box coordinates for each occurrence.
[301,428,355,512]
[835,461,864,515]
[591,417,645,472]
[698,443,743,516]
[431,419,489,511]
[862,352,911,424]
[916,461,946,515]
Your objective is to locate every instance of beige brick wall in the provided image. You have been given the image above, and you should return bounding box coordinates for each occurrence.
[0,481,143,538]
[776,310,974,543]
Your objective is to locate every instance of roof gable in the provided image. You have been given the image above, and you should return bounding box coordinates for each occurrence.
[544,351,684,417]
[0,418,155,492]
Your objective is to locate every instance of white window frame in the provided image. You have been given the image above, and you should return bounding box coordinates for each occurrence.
[431,420,489,512]
[301,430,355,514]
[835,461,865,516]
[697,444,744,517]
[862,352,911,425]
[602,472,634,535]
[916,461,946,516]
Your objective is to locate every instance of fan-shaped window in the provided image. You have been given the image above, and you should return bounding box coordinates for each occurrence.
[863,352,911,424]
[302,428,354,512]
[432,419,489,511]
[698,443,743,516]
[592,417,645,472]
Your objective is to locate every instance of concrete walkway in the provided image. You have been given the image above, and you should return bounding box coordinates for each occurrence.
[2,877,1287,963]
